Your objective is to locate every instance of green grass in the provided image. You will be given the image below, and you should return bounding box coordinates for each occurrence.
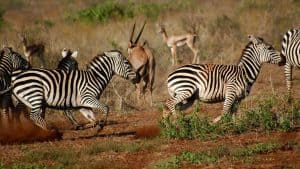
[24,149,78,169]
[160,96,299,140]
[66,0,200,23]
[153,142,285,169]
[85,140,157,155]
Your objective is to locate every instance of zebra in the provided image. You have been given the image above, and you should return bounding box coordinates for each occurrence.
[0,47,31,118]
[165,35,285,122]
[5,50,139,131]
[281,28,300,100]
[56,48,83,128]
[4,48,80,123]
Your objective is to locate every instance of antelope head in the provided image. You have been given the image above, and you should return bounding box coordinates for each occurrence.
[128,22,146,53]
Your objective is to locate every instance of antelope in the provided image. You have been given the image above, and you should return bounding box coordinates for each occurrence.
[158,24,199,65]
[18,33,45,68]
[127,22,155,105]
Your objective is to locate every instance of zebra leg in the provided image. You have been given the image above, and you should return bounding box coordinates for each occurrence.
[165,91,194,118]
[284,63,293,102]
[30,108,49,131]
[63,110,82,130]
[1,92,11,120]
[81,99,109,129]
[79,108,97,129]
[213,91,237,123]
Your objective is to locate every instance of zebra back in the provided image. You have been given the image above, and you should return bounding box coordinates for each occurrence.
[281,29,300,64]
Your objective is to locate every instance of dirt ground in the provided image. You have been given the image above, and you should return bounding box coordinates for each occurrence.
[0,109,299,168]
[0,66,300,169]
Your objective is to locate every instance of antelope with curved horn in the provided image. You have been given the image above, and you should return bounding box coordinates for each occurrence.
[18,33,45,68]
[127,22,155,105]
[158,24,199,65]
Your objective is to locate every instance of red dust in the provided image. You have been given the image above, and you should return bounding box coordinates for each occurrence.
[0,113,62,145]
[134,125,160,139]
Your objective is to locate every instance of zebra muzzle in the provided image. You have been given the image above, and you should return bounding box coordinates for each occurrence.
[278,54,286,66]
[131,73,141,84]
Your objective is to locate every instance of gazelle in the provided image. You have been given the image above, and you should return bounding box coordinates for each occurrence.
[158,24,199,65]
[127,22,155,105]
[18,33,45,68]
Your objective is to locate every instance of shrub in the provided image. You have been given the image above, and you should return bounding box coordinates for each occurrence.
[68,1,167,23]
[153,142,283,168]
[159,96,300,140]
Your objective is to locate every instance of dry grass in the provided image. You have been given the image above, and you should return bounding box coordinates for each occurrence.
[0,0,299,111]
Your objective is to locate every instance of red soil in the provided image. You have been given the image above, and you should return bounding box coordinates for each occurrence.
[0,113,62,145]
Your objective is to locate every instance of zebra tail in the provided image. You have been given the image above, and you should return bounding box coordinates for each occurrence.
[0,85,13,95]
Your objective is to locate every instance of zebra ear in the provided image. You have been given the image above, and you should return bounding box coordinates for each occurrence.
[248,35,262,45]
[3,46,12,54]
[71,51,78,58]
[61,48,68,58]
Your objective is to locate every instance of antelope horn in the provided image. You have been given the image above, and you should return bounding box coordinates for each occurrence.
[134,21,146,44]
[129,22,136,43]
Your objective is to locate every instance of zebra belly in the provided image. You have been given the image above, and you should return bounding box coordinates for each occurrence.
[197,83,225,102]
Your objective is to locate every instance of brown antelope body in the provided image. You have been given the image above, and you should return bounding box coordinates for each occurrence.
[158,24,199,65]
[127,22,155,105]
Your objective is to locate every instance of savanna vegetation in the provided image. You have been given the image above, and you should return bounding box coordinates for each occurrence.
[0,0,299,168]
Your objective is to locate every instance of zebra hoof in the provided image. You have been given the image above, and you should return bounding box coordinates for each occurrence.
[98,120,106,129]
[75,125,84,130]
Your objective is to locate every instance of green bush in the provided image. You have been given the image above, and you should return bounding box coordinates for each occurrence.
[160,96,299,140]
[68,1,168,23]
[153,142,283,168]
[67,0,199,23]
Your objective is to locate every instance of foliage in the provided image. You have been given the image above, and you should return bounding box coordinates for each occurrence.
[160,96,300,140]
[67,0,199,23]
[153,142,283,168]
[84,141,142,155]
[25,149,77,169]
[68,1,169,23]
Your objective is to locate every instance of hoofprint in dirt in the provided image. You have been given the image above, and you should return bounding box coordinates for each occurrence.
[0,110,299,169]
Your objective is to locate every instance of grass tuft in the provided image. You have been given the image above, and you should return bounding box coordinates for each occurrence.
[160,96,300,140]
[152,142,285,168]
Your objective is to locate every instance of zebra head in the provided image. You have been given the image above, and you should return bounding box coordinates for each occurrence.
[57,48,79,71]
[248,35,285,65]
[2,47,31,70]
[104,50,140,84]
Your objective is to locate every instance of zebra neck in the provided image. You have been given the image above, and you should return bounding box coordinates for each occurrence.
[238,56,261,85]
[0,58,12,74]
[87,56,114,91]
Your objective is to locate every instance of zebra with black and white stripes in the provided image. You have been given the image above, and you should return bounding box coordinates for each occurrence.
[165,35,285,122]
[7,50,139,131]
[4,48,80,122]
[281,28,300,100]
[0,47,31,117]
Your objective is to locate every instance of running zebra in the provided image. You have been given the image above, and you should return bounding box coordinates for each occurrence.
[0,47,31,117]
[165,35,285,122]
[5,48,79,122]
[281,28,300,100]
[6,50,139,131]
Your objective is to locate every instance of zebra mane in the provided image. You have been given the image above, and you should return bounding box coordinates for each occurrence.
[236,42,254,64]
